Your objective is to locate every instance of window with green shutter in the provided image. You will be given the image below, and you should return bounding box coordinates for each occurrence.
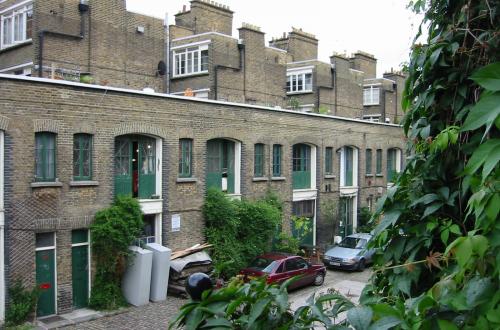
[387,148,398,182]
[325,147,333,175]
[344,147,354,186]
[35,132,56,182]
[73,134,92,181]
[178,139,193,178]
[254,143,264,177]
[376,149,382,175]
[272,144,282,177]
[292,144,311,189]
[366,149,372,175]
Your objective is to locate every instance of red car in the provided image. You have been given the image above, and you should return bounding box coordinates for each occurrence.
[238,253,326,290]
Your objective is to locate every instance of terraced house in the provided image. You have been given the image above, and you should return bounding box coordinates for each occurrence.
[0,0,406,321]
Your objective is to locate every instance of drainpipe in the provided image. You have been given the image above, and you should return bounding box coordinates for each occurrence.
[164,13,170,93]
[333,64,337,115]
[393,82,398,123]
[38,1,88,77]
[214,42,245,100]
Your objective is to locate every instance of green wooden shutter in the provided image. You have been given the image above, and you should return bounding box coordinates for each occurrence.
[387,149,397,182]
[366,149,372,175]
[272,144,281,177]
[345,147,353,186]
[292,144,311,189]
[138,137,156,198]
[206,140,222,190]
[254,144,264,177]
[376,149,382,175]
[114,138,132,197]
[226,141,235,194]
[178,139,192,178]
[73,134,92,181]
[325,147,333,175]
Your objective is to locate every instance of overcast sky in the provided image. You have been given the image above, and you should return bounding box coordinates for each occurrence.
[126,0,422,77]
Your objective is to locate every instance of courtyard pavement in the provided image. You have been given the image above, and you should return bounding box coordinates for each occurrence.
[43,268,372,329]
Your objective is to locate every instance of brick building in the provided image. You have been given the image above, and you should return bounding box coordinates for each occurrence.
[0,0,406,321]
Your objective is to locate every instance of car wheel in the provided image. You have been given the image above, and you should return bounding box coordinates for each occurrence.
[357,259,366,271]
[314,272,325,286]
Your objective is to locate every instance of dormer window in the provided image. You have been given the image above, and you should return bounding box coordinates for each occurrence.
[1,2,33,49]
[287,67,313,93]
[363,85,380,105]
[172,43,209,77]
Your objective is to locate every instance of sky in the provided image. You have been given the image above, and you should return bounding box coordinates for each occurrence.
[126,0,422,77]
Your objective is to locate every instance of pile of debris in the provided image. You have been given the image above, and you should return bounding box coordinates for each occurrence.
[168,243,213,297]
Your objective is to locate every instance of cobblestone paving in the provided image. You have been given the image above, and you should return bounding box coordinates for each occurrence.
[59,296,187,330]
[60,269,372,330]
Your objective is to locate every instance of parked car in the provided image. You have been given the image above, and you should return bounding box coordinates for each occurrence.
[323,233,375,271]
[238,253,326,290]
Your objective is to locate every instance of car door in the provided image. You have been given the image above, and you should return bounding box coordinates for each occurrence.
[295,257,315,286]
[284,257,308,289]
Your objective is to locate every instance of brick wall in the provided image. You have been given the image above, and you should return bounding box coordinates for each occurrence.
[0,76,404,314]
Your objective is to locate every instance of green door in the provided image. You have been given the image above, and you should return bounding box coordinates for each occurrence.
[206,140,222,190]
[72,245,89,308]
[206,139,235,193]
[292,144,311,189]
[340,197,354,237]
[138,137,156,198]
[115,138,132,197]
[36,249,56,316]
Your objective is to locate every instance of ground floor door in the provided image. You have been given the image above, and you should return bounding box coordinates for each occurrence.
[72,230,89,309]
[340,197,354,237]
[72,246,88,308]
[36,249,56,316]
[291,200,315,247]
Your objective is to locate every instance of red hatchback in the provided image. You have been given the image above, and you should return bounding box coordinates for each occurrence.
[238,253,326,290]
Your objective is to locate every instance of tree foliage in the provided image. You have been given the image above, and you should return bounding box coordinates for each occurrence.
[204,189,282,278]
[89,196,144,310]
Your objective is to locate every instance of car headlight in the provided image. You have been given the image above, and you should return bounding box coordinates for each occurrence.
[342,258,357,264]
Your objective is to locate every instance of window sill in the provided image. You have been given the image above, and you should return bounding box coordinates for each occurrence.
[171,71,209,80]
[324,174,336,179]
[69,180,99,187]
[252,177,268,182]
[286,90,314,95]
[0,40,32,53]
[365,174,374,177]
[176,177,198,183]
[271,176,286,181]
[376,174,384,177]
[31,181,63,188]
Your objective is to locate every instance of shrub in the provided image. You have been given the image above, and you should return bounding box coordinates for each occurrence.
[273,232,300,254]
[357,207,375,233]
[203,189,282,278]
[5,280,39,327]
[89,196,144,310]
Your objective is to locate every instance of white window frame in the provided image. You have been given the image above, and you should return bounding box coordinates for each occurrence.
[339,146,358,188]
[172,43,209,78]
[287,67,313,94]
[0,2,32,50]
[363,85,380,105]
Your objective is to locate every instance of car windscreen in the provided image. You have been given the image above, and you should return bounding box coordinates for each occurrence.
[248,257,280,273]
[339,237,367,249]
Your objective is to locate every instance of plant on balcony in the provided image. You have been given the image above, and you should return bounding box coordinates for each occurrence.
[89,196,144,310]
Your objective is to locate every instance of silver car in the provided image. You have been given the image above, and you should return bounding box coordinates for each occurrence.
[323,233,375,271]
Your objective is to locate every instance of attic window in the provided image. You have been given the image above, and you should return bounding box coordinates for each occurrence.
[173,44,209,77]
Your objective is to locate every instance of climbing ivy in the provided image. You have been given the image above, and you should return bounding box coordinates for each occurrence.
[89,196,144,310]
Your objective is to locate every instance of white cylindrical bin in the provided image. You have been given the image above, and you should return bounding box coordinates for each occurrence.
[122,246,153,306]
[145,243,171,302]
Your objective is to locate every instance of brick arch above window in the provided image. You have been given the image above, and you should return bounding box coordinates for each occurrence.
[112,122,167,139]
[73,123,97,135]
[33,119,62,133]
[0,115,9,130]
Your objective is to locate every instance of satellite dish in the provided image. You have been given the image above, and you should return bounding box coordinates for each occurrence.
[157,61,166,76]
